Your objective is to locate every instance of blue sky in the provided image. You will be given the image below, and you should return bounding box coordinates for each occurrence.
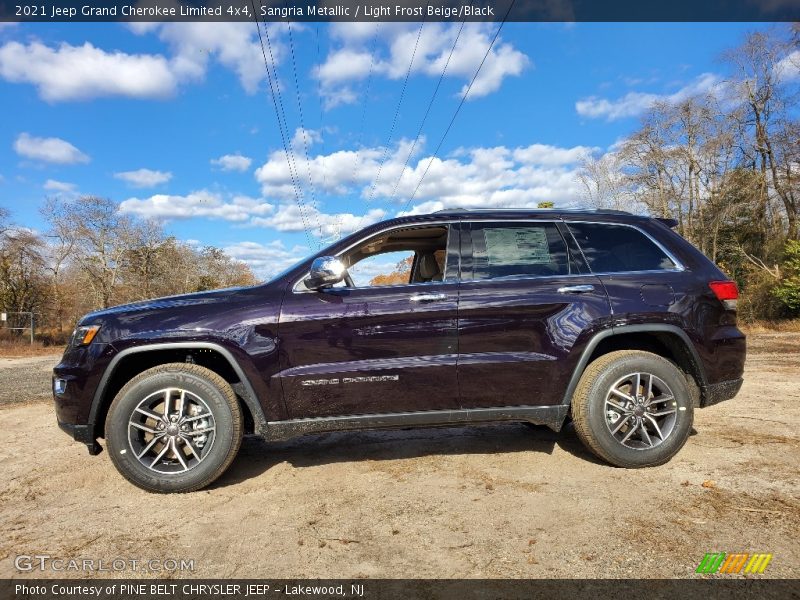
[0,21,774,276]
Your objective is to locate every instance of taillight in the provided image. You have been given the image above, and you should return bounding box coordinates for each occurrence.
[709,281,738,310]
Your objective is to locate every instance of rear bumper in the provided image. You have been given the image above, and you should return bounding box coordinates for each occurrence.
[701,377,743,407]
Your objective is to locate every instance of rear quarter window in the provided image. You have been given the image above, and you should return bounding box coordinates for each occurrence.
[568,222,678,273]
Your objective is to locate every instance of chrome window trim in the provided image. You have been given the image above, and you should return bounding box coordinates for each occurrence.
[292,220,457,293]
[291,217,685,293]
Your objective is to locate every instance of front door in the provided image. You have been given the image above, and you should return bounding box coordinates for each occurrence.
[276,225,460,419]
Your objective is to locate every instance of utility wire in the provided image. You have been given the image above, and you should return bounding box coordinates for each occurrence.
[327,22,382,243]
[314,24,329,200]
[263,18,323,242]
[357,21,426,231]
[287,20,323,246]
[401,2,516,215]
[388,21,465,203]
[250,1,315,249]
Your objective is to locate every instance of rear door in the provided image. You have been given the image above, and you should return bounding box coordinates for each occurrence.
[456,220,612,409]
[564,221,688,325]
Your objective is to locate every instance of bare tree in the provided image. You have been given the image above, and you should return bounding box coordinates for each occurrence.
[48,196,133,308]
[0,227,48,332]
[578,152,640,212]
[41,198,76,333]
[723,29,799,238]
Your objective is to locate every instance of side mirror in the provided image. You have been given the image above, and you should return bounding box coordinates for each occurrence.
[305,256,347,290]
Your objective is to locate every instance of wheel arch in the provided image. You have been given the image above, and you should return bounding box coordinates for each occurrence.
[89,342,266,440]
[562,325,708,407]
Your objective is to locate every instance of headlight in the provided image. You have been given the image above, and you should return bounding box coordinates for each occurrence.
[71,325,101,346]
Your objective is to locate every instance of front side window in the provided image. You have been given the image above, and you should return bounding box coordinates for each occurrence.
[468,222,573,280]
[568,222,678,273]
[342,225,450,288]
[349,251,415,287]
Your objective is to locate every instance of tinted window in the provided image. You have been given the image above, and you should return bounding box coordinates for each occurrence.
[568,223,677,273]
[469,223,572,280]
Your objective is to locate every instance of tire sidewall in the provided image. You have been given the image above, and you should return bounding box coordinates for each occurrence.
[106,368,238,493]
[583,355,693,467]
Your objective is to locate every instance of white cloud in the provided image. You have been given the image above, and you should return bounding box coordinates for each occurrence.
[114,168,172,188]
[775,49,800,82]
[251,204,386,239]
[253,136,592,217]
[254,129,415,199]
[211,153,253,172]
[118,190,273,222]
[222,240,308,278]
[316,23,529,107]
[43,179,77,193]
[136,22,282,94]
[13,133,89,164]
[0,41,177,102]
[512,144,598,166]
[0,23,285,102]
[576,73,726,121]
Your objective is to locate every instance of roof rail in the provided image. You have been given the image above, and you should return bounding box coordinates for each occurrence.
[433,207,633,215]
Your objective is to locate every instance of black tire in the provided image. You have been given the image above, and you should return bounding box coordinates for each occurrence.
[571,350,694,468]
[106,363,242,493]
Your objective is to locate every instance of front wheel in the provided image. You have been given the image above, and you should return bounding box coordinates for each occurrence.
[571,350,694,468]
[106,363,243,493]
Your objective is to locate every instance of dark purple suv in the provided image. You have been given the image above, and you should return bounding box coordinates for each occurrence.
[53,209,745,492]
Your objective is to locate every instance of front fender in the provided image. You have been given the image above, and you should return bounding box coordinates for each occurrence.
[87,341,268,438]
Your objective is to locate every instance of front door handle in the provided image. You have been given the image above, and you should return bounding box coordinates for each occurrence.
[410,292,447,303]
[557,284,595,294]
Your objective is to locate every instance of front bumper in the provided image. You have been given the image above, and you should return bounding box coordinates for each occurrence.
[53,342,113,454]
[56,419,103,454]
[701,377,744,407]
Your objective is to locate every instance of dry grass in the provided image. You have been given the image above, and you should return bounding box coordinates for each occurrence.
[740,319,800,334]
[0,338,64,358]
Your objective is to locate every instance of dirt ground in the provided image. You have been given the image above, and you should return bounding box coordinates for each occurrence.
[1,333,798,579]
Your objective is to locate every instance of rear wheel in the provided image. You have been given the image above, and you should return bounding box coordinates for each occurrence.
[106,363,242,493]
[571,350,693,468]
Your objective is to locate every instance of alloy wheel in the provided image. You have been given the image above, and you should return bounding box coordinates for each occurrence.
[127,388,216,474]
[603,372,678,450]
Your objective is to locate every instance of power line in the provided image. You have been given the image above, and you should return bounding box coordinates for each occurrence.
[287,20,323,246]
[262,19,324,243]
[359,21,426,230]
[249,3,315,249]
[250,0,319,250]
[388,21,466,203]
[401,3,516,215]
[327,22,382,243]
[314,24,329,199]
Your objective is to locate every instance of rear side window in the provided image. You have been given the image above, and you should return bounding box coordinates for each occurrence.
[468,222,573,280]
[568,223,678,273]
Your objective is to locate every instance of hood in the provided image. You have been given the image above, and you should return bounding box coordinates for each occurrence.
[79,286,251,324]
[75,282,286,348]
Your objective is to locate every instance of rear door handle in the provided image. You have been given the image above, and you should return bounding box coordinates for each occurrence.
[557,284,595,294]
[410,292,447,302]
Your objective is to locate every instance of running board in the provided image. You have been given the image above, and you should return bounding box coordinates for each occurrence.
[263,405,569,442]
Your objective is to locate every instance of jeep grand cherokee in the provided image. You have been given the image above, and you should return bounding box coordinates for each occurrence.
[53,208,745,492]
